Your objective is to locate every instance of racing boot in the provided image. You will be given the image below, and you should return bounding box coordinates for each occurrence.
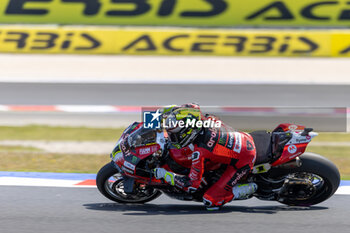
[232,183,258,200]
[203,197,221,211]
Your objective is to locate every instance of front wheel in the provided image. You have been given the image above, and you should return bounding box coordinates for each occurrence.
[96,162,162,203]
[270,153,340,206]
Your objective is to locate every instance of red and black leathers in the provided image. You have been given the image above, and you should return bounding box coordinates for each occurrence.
[170,118,257,207]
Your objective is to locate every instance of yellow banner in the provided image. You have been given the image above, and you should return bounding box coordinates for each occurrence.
[0,25,349,57]
[1,0,350,26]
[331,33,350,56]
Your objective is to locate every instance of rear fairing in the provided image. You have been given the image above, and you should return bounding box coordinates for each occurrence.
[271,123,317,167]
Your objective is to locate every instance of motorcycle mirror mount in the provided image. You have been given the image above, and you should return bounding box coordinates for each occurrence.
[301,128,313,136]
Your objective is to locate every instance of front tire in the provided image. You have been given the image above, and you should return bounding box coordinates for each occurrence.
[271,153,340,206]
[96,162,162,204]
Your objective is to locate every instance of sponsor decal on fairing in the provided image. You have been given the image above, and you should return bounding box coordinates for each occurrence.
[233,132,242,153]
[288,125,298,131]
[123,161,136,171]
[227,132,235,149]
[207,128,218,148]
[287,145,297,154]
[139,147,151,155]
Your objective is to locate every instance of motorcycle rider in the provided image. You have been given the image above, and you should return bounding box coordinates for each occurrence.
[153,103,258,210]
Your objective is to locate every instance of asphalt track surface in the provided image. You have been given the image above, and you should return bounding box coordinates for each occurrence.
[0,83,350,106]
[0,83,348,130]
[0,186,349,233]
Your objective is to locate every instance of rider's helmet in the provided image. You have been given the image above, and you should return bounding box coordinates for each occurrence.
[162,103,202,148]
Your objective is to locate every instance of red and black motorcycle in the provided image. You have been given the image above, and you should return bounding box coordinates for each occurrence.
[97,123,340,207]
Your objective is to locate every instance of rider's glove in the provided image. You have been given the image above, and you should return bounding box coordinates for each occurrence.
[153,168,198,194]
[153,168,175,186]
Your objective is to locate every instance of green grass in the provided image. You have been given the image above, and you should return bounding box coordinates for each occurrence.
[0,151,108,173]
[0,125,124,141]
[0,145,43,152]
[311,132,350,142]
[341,175,350,180]
[306,146,350,180]
[0,125,348,142]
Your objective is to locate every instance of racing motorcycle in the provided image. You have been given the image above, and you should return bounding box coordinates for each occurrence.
[97,123,340,207]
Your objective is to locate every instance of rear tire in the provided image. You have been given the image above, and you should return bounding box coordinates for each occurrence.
[96,162,162,204]
[270,153,340,206]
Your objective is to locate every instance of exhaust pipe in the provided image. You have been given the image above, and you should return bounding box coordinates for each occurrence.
[277,157,302,169]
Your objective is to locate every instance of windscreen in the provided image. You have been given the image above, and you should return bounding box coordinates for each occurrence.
[127,127,157,148]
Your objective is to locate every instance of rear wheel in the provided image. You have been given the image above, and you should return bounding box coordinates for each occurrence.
[96,162,162,203]
[270,153,340,206]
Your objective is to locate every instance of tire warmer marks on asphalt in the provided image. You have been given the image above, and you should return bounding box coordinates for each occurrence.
[0,171,349,195]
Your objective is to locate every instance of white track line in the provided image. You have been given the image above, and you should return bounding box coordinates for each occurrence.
[0,177,93,188]
[0,177,349,194]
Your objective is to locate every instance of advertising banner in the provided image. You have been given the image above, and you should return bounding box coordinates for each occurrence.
[1,0,350,26]
[0,26,349,57]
